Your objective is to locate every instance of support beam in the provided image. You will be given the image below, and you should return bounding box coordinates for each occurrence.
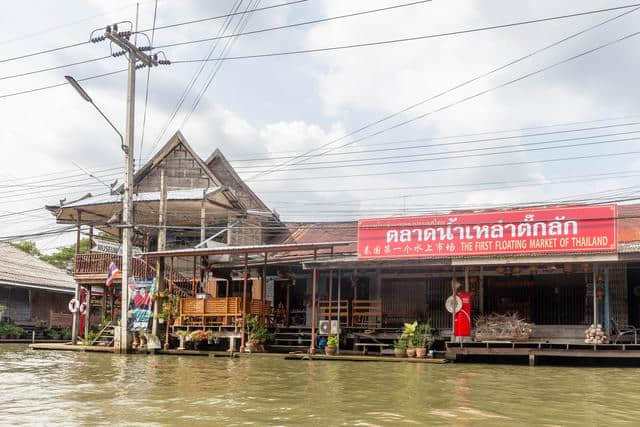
[328,270,333,337]
[310,268,317,354]
[71,211,82,344]
[84,285,92,340]
[152,169,167,338]
[240,253,248,352]
[337,269,341,355]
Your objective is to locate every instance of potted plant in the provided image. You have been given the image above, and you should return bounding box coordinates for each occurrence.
[189,330,207,349]
[325,335,338,355]
[401,321,417,357]
[393,339,408,358]
[415,322,433,358]
[207,330,215,344]
[246,314,272,352]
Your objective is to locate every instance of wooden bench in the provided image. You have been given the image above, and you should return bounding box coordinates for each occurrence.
[249,299,273,326]
[351,299,383,328]
[179,297,242,326]
[318,299,349,326]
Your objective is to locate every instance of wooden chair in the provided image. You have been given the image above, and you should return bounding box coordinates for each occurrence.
[351,299,383,328]
[318,299,349,326]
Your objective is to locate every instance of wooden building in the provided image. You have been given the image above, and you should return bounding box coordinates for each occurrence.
[0,242,76,326]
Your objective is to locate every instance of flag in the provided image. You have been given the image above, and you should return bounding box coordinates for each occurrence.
[106,262,120,287]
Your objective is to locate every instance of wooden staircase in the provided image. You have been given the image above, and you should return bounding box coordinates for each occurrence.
[91,322,115,347]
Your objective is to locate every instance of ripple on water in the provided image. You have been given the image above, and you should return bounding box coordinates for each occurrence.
[4,345,640,425]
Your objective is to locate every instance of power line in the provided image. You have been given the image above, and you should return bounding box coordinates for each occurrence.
[0,55,111,82]
[246,149,640,182]
[138,0,159,169]
[245,4,640,179]
[253,28,640,178]
[237,133,640,174]
[181,0,263,129]
[156,0,433,50]
[140,0,309,32]
[0,68,126,100]
[148,0,245,154]
[170,3,640,62]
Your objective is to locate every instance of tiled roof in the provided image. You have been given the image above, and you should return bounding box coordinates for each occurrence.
[270,222,358,257]
[0,243,76,293]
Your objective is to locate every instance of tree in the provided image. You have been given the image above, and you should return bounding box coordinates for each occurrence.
[39,239,90,272]
[9,241,41,257]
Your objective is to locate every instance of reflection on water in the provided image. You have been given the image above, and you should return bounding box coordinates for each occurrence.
[2,344,640,425]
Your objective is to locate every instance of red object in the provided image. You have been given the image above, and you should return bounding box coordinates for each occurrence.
[454,292,472,337]
[357,205,617,259]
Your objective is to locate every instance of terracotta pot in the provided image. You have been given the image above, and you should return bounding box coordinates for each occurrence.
[325,345,337,355]
[406,347,416,358]
[394,348,406,358]
[415,348,427,358]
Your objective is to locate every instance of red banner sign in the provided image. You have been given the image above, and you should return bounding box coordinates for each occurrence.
[357,205,617,259]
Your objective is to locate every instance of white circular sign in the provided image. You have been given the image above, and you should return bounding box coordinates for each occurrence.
[445,295,463,314]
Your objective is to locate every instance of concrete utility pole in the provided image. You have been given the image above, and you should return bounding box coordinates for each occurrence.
[151,169,167,337]
[101,25,159,353]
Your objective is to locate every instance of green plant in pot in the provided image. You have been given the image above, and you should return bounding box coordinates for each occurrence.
[245,315,273,352]
[325,335,338,355]
[393,339,408,358]
[401,321,418,357]
[414,322,433,358]
[206,330,216,344]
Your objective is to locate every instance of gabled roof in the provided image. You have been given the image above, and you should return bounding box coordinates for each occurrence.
[205,148,270,212]
[133,130,222,189]
[0,243,76,293]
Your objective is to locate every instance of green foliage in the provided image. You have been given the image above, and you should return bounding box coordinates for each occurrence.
[189,330,208,342]
[0,323,24,339]
[0,304,5,320]
[39,239,90,272]
[10,241,41,257]
[46,328,62,340]
[393,339,408,350]
[414,322,434,348]
[326,335,338,347]
[59,327,72,340]
[246,314,273,342]
[401,321,418,341]
[175,330,189,337]
[81,330,99,345]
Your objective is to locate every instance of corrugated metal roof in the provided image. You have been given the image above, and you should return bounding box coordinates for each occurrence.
[64,188,219,208]
[272,222,358,255]
[0,243,76,292]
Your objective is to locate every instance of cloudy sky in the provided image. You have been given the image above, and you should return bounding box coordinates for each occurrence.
[1,0,640,251]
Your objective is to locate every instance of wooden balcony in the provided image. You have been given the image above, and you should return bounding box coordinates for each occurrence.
[73,253,193,297]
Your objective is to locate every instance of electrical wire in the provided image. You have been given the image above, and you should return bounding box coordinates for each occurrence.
[138,0,159,169]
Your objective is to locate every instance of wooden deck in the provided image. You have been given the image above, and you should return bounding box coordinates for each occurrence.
[285,353,448,363]
[30,343,114,353]
[446,341,640,365]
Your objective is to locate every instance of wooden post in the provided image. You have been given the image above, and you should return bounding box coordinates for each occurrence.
[164,256,174,350]
[240,252,248,352]
[328,270,333,337]
[310,268,317,354]
[593,265,597,326]
[479,267,484,314]
[84,285,92,340]
[192,257,197,295]
[71,211,82,345]
[88,226,94,252]
[337,269,341,355]
[262,253,268,302]
[604,267,611,334]
[285,278,290,327]
[152,169,167,338]
[200,190,206,290]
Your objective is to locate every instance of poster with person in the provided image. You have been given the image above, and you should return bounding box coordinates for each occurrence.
[127,278,155,331]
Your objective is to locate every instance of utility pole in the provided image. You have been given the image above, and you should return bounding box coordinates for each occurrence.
[152,169,167,338]
[92,24,162,353]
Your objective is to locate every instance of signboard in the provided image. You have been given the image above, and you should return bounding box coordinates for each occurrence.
[92,238,143,258]
[357,205,617,259]
[127,278,155,331]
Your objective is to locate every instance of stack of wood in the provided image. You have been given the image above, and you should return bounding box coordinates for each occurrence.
[475,313,533,341]
[584,324,608,344]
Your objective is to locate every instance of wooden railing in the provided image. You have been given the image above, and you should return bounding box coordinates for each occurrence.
[74,253,194,297]
[74,253,154,279]
[178,297,242,326]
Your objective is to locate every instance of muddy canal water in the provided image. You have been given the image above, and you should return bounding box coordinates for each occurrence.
[2,344,640,425]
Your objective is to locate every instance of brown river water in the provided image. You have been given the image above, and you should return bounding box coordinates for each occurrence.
[2,344,640,426]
